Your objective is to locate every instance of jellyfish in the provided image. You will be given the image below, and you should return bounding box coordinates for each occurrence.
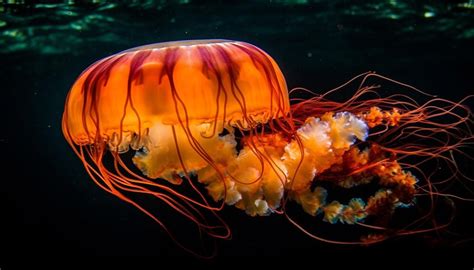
[62,40,473,254]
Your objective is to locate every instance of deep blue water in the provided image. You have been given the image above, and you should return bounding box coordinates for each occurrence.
[1,0,473,265]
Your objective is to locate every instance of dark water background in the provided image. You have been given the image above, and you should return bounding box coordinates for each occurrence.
[1,0,474,265]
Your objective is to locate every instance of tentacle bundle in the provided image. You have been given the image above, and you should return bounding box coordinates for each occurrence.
[178,109,418,226]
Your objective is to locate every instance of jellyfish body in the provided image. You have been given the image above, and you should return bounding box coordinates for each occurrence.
[62,40,473,251]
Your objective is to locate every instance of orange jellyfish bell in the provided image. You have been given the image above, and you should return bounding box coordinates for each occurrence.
[63,39,289,181]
